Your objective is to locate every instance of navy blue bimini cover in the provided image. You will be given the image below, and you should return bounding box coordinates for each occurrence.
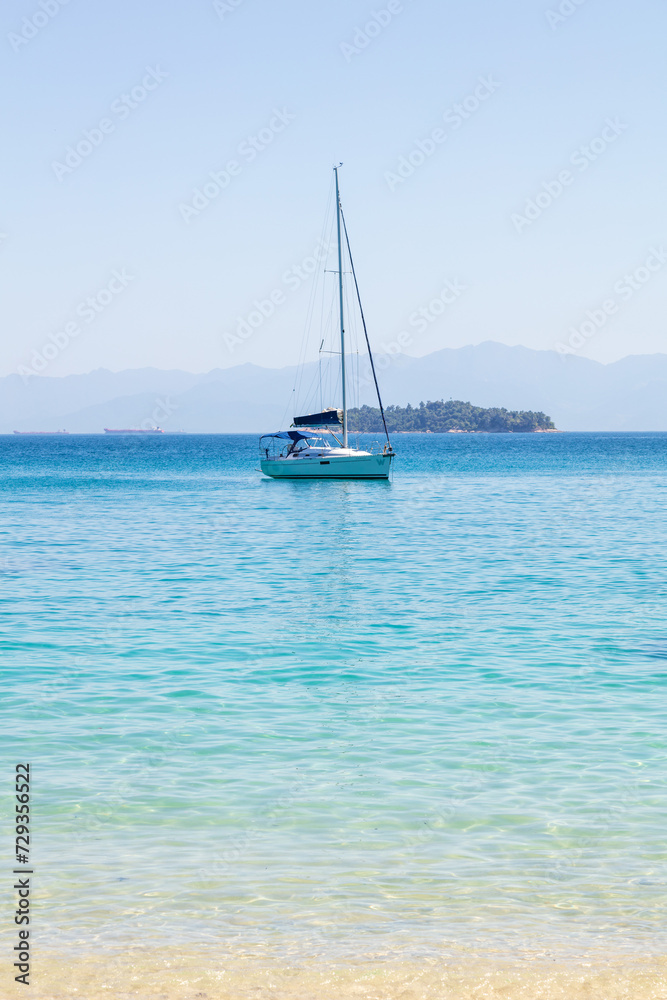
[260,430,314,442]
[293,408,342,428]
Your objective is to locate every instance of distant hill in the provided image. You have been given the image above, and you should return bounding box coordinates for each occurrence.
[348,400,556,433]
[3,342,667,431]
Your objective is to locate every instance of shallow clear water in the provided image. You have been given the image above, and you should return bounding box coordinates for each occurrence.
[2,433,667,966]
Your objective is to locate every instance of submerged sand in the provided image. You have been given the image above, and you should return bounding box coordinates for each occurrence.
[11,950,667,999]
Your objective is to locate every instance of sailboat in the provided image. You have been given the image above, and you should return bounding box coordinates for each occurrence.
[259,167,395,480]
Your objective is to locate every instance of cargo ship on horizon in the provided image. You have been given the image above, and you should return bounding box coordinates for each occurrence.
[103,427,164,434]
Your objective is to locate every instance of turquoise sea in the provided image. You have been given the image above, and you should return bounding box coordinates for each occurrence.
[2,432,667,995]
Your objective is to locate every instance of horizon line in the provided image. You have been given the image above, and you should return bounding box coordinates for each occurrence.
[4,341,667,380]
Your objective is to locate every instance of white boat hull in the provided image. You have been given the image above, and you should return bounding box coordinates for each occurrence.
[261,452,393,479]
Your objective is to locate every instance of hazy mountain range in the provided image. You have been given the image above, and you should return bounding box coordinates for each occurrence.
[4,342,667,433]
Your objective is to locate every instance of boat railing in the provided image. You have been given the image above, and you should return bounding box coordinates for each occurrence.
[259,434,393,461]
[259,442,292,460]
[351,437,394,456]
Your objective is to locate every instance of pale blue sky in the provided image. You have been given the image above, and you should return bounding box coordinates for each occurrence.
[2,0,665,377]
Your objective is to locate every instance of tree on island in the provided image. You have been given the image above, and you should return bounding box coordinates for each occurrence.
[347,400,556,433]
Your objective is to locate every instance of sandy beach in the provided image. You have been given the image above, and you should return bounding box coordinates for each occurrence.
[11,949,667,1000]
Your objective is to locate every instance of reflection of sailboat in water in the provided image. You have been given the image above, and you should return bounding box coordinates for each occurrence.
[259,166,395,480]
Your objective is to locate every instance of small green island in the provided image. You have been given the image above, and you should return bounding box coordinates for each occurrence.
[348,399,556,433]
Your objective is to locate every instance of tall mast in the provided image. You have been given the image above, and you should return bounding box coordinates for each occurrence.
[334,165,348,447]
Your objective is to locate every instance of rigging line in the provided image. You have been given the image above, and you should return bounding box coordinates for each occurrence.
[318,246,332,410]
[278,388,295,434]
[309,288,337,412]
[300,285,338,414]
[295,204,336,417]
[293,264,318,415]
[316,275,338,411]
[339,203,393,450]
[301,357,325,415]
[342,278,359,414]
[319,338,323,410]
[291,177,335,415]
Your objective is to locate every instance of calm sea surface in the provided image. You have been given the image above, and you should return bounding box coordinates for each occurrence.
[2,433,667,968]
